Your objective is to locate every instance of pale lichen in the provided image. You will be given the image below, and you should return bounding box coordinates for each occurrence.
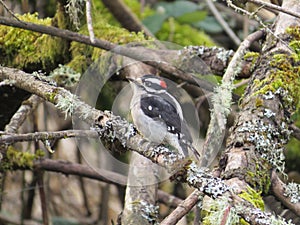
[237,119,288,174]
[139,200,159,225]
[284,182,300,204]
[202,196,240,225]
[55,91,78,119]
[49,64,81,87]
[187,162,229,198]
[92,112,137,147]
[242,208,294,225]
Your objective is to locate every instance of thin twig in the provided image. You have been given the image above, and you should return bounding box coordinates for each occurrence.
[290,124,300,140]
[248,0,300,19]
[0,130,99,144]
[86,0,95,44]
[234,78,250,88]
[205,0,241,46]
[37,171,49,225]
[101,0,154,37]
[223,30,265,83]
[76,147,92,216]
[225,0,290,50]
[34,158,182,208]
[0,0,22,21]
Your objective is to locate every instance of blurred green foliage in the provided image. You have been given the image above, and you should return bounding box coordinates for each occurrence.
[141,0,216,46]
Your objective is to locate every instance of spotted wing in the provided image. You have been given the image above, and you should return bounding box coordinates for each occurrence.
[140,95,182,136]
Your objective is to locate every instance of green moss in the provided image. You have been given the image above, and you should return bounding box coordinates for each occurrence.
[66,0,153,74]
[255,97,263,107]
[252,53,300,111]
[248,32,298,111]
[239,186,264,210]
[3,146,44,169]
[45,90,57,103]
[123,0,153,20]
[251,26,300,112]
[246,164,271,194]
[244,51,260,64]
[0,13,68,72]
[156,17,215,46]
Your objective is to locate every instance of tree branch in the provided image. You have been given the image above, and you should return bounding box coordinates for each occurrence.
[271,171,300,216]
[34,158,182,208]
[101,0,154,37]
[0,130,99,144]
[248,0,300,19]
[205,0,241,46]
[160,190,201,225]
[4,95,42,133]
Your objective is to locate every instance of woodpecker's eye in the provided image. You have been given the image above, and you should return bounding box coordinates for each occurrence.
[144,81,152,87]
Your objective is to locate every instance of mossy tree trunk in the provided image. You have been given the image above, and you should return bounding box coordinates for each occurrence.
[219,0,300,217]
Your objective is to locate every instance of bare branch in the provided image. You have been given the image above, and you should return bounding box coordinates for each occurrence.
[86,0,95,43]
[271,171,300,216]
[36,171,49,225]
[160,190,201,225]
[0,0,22,21]
[0,130,99,144]
[248,0,300,19]
[205,0,241,46]
[101,0,154,37]
[4,95,42,133]
[34,158,182,208]
[290,124,300,140]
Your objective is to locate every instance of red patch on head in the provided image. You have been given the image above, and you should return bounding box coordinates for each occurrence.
[160,80,167,89]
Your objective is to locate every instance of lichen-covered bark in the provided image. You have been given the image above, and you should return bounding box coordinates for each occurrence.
[219,0,300,217]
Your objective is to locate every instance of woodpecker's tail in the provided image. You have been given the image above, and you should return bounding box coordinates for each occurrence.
[179,138,201,161]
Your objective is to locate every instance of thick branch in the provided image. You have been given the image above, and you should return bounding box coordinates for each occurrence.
[219,0,300,220]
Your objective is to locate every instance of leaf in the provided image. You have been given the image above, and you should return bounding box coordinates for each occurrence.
[142,13,169,34]
[193,16,223,33]
[158,0,199,18]
[177,11,207,24]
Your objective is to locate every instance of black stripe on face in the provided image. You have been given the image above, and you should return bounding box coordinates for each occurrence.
[141,75,167,91]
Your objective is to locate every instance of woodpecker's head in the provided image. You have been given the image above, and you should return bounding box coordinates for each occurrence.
[128,74,168,94]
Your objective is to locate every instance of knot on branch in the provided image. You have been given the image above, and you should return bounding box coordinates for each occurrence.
[92,111,137,149]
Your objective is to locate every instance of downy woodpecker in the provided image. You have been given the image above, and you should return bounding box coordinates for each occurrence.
[129,74,200,160]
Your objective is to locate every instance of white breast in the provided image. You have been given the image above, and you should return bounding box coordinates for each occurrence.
[131,99,167,144]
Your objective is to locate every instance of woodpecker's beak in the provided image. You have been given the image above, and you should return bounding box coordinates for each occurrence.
[128,77,142,87]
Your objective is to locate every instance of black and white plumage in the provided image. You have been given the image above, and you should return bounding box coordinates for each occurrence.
[129,74,200,159]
